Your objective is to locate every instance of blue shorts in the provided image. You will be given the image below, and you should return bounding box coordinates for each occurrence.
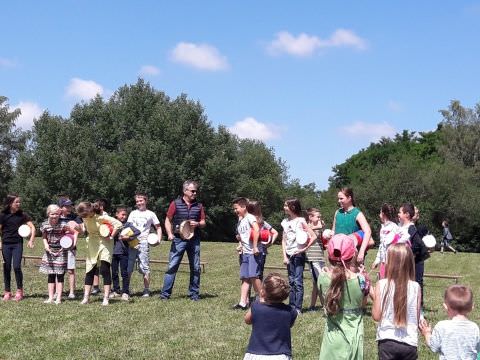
[239,254,261,280]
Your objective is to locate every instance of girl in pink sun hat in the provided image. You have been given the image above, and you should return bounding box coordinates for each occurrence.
[318,234,370,360]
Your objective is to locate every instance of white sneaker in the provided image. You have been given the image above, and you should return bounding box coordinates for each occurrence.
[80,297,89,305]
[102,298,109,306]
[109,291,119,299]
[44,298,54,304]
[121,293,130,301]
[68,293,75,300]
[55,298,62,305]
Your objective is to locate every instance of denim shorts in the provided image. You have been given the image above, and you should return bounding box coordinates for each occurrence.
[239,253,261,280]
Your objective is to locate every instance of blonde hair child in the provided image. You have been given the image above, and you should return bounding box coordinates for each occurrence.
[39,204,70,304]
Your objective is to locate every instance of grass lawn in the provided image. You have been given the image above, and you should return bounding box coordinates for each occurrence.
[0,240,478,359]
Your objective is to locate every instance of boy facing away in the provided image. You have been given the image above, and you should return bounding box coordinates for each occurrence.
[232,197,260,310]
[420,285,480,360]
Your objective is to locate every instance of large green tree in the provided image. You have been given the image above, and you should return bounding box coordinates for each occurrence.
[324,100,480,252]
[11,80,317,241]
[0,96,28,200]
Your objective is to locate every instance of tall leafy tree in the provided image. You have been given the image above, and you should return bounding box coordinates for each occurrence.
[0,96,28,200]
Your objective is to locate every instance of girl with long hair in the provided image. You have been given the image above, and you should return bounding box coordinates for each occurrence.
[372,244,421,360]
[0,194,36,301]
[318,234,369,360]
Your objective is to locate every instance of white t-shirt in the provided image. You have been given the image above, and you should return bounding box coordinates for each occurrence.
[429,318,480,360]
[281,217,308,256]
[376,279,420,347]
[237,213,257,254]
[127,209,160,242]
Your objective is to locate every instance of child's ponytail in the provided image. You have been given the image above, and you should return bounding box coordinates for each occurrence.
[325,262,347,315]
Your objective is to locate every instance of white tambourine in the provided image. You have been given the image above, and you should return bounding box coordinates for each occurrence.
[422,234,436,249]
[296,229,309,245]
[18,224,31,238]
[60,235,74,250]
[147,233,161,247]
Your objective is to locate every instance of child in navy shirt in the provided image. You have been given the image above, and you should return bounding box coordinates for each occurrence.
[244,272,297,360]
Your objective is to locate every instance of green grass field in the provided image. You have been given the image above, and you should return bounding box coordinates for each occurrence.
[0,240,478,360]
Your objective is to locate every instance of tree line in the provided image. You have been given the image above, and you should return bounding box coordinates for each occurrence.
[1,82,479,251]
[0,80,319,241]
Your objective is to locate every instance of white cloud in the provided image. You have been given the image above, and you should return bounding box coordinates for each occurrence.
[387,100,403,112]
[139,65,160,76]
[65,78,104,101]
[267,29,367,57]
[340,121,396,141]
[228,117,281,141]
[13,101,43,130]
[0,57,17,68]
[170,42,229,71]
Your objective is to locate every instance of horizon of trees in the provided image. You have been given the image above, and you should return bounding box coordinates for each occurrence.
[1,83,479,251]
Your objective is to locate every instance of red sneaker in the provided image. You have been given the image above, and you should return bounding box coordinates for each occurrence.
[2,292,12,301]
[14,289,24,301]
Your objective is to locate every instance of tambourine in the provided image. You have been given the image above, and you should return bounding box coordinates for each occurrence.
[179,220,194,240]
[18,224,31,238]
[147,233,161,247]
[99,223,113,237]
[423,234,436,249]
[60,234,74,250]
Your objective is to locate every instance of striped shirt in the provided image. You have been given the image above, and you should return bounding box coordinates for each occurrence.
[429,319,480,360]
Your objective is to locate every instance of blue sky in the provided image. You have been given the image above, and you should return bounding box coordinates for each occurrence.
[2,1,480,190]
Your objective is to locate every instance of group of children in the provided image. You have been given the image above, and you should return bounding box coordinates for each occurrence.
[1,191,478,358]
[237,196,479,359]
[0,193,161,305]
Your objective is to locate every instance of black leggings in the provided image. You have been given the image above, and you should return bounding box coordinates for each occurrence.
[48,273,65,283]
[2,242,23,292]
[85,261,111,286]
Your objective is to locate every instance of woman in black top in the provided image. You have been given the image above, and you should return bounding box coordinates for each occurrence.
[0,194,36,301]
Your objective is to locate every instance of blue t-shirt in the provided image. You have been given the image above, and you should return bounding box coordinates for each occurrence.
[246,301,297,356]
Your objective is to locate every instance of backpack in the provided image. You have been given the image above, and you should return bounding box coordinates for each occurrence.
[408,225,430,262]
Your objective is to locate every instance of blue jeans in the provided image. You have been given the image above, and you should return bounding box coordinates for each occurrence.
[111,253,129,294]
[287,253,305,311]
[415,261,424,307]
[160,236,201,299]
[2,242,24,292]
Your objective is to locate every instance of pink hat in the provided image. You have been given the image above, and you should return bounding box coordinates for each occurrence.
[327,234,356,262]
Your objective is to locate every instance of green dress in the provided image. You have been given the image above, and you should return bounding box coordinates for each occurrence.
[318,272,365,360]
[334,207,361,235]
